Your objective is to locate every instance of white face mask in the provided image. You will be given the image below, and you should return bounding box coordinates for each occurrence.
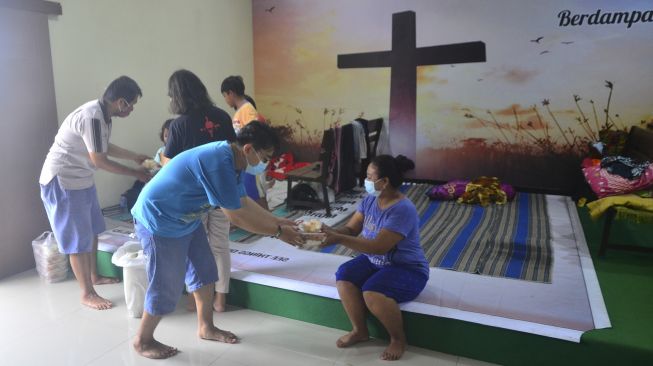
[245,149,267,175]
[364,178,381,196]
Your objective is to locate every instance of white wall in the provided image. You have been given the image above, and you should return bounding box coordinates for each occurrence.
[48,0,254,207]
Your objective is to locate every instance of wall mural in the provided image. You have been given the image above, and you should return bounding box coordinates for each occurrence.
[252,0,653,192]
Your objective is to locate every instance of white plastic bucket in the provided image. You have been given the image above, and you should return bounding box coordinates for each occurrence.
[111,241,147,318]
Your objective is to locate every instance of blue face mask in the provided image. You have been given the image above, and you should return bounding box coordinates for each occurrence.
[364,179,381,196]
[245,149,268,175]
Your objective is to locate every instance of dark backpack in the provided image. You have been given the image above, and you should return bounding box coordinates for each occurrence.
[289,183,320,208]
[120,180,145,212]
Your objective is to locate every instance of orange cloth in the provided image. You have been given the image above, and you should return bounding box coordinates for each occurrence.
[233,102,259,130]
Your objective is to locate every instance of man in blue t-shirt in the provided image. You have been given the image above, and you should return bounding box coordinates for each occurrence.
[131,122,304,359]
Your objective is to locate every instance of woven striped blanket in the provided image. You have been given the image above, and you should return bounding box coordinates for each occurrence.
[231,184,553,282]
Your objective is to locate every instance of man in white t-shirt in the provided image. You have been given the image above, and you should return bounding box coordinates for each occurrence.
[39,76,151,310]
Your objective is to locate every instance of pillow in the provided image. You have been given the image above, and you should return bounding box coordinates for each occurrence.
[426,180,468,200]
[501,183,516,201]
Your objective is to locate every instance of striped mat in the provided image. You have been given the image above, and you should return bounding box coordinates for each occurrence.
[231,184,553,283]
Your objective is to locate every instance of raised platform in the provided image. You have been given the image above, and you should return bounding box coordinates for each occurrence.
[226,203,653,365]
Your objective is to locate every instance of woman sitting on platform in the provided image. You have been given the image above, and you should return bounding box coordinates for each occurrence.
[320,154,429,361]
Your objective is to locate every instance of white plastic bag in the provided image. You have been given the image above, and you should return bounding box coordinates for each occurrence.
[111,241,147,268]
[31,231,69,283]
[111,241,148,318]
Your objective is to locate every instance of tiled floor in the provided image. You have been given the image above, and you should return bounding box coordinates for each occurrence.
[0,270,498,365]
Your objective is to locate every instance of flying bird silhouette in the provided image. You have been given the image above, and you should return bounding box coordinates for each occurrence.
[477,78,483,82]
[539,50,550,55]
[561,41,574,45]
[265,6,275,13]
[530,37,543,43]
[450,64,455,68]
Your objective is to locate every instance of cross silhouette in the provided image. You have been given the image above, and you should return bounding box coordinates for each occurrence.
[338,11,486,162]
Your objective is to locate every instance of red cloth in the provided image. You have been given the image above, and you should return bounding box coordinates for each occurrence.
[266,153,310,180]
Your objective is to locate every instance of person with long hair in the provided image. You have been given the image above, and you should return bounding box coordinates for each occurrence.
[319,155,429,361]
[162,69,237,313]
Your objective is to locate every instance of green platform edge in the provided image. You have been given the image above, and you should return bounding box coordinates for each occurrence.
[227,207,653,366]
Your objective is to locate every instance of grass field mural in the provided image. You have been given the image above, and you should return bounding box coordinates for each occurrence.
[253,0,653,192]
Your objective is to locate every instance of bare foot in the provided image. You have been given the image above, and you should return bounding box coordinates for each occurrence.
[133,338,178,359]
[199,326,239,344]
[81,293,113,310]
[213,292,226,312]
[186,294,197,312]
[336,330,369,348]
[92,275,121,285]
[380,339,405,361]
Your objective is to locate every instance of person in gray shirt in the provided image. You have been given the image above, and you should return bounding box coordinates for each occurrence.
[39,76,151,310]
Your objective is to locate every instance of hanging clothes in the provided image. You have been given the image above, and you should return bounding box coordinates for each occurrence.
[351,120,367,159]
[376,117,392,156]
[337,124,357,193]
[351,120,367,176]
[321,128,337,187]
[331,127,342,190]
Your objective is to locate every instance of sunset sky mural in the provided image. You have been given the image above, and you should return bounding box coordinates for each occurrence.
[252,0,653,191]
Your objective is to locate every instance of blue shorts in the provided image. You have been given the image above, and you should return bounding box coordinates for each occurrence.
[335,255,428,303]
[135,221,219,316]
[40,177,106,254]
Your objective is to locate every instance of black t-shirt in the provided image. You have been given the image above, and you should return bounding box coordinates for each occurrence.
[164,106,236,159]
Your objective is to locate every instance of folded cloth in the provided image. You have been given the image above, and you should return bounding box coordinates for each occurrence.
[600,156,650,180]
[458,176,510,206]
[583,164,653,198]
[586,194,653,220]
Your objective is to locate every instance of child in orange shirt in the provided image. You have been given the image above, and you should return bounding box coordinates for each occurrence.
[221,76,270,209]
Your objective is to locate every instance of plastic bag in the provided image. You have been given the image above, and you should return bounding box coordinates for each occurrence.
[111,241,147,318]
[31,231,69,283]
[111,241,147,268]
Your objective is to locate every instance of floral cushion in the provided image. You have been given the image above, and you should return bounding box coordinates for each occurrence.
[426,180,468,200]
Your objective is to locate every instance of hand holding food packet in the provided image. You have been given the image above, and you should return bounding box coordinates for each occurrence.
[141,159,161,174]
[297,219,327,248]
